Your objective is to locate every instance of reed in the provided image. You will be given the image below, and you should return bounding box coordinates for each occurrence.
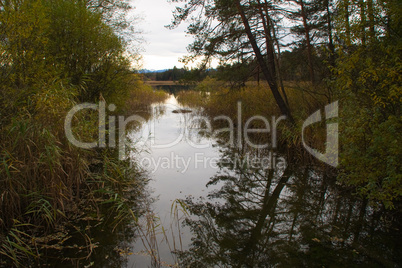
[126,77,169,113]
[0,78,167,266]
[130,199,188,267]
[176,80,330,160]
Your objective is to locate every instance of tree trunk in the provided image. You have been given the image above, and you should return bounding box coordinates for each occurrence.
[359,0,366,46]
[263,0,290,107]
[272,24,290,108]
[256,0,276,81]
[367,0,375,41]
[299,0,315,85]
[235,1,294,123]
[325,0,335,67]
[257,0,289,106]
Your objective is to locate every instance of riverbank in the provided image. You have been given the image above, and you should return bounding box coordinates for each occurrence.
[176,80,328,151]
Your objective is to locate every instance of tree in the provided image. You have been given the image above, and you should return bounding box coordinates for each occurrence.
[45,0,131,102]
[169,0,293,122]
[0,0,137,231]
[323,0,335,66]
[289,0,316,84]
[334,0,402,208]
[287,0,336,84]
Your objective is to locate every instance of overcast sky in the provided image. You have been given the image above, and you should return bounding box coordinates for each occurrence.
[131,0,192,70]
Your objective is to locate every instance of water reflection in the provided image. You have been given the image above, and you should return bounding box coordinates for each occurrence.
[121,94,401,267]
[127,95,222,267]
[175,146,402,267]
[154,85,195,95]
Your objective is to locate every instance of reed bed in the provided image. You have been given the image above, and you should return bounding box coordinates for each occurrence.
[176,79,330,163]
[0,79,168,266]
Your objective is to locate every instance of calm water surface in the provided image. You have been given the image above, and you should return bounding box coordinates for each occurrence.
[126,95,222,266]
[116,94,401,267]
[14,92,400,268]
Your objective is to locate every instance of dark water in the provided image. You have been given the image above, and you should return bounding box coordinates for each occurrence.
[176,151,402,267]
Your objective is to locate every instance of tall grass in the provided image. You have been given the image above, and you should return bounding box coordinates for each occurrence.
[0,0,170,264]
[0,77,168,266]
[176,79,330,161]
[130,199,188,267]
[126,77,169,113]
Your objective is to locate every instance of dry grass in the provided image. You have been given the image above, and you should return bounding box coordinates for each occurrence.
[126,79,169,113]
[144,81,178,86]
[176,80,330,156]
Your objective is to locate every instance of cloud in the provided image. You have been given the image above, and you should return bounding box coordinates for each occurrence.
[131,0,193,69]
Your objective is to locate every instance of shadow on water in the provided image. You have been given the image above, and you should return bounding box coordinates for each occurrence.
[174,144,402,267]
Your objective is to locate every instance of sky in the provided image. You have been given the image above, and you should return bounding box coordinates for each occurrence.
[131,0,193,70]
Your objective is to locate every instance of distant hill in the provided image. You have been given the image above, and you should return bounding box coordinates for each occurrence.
[138,69,168,74]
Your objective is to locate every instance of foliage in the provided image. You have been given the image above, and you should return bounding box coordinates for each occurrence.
[0,0,157,265]
[329,0,402,208]
[142,67,213,84]
[336,43,401,208]
[279,46,332,86]
[171,0,401,208]
[125,77,169,113]
[169,0,292,119]
[214,61,257,88]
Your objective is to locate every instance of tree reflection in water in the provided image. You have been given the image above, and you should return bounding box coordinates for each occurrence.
[175,147,401,267]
